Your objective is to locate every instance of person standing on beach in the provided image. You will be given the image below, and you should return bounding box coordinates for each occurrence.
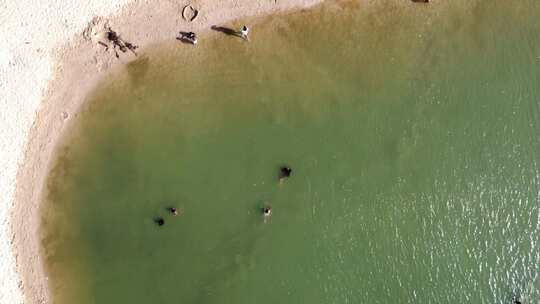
[240,25,249,41]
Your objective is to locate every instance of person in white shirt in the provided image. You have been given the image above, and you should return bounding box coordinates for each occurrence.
[240,25,249,41]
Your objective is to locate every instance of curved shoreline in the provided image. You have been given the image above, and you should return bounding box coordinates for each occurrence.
[4,0,325,302]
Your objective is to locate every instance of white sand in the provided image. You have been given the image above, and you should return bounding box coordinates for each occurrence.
[1,2,135,302]
[0,0,324,302]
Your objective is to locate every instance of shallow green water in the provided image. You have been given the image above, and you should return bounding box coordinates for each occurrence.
[43,1,540,303]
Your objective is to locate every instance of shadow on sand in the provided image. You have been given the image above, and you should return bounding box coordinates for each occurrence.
[211,25,241,38]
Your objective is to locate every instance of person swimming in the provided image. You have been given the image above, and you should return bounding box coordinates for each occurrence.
[262,206,272,217]
[155,217,165,226]
[169,207,178,216]
[279,166,292,182]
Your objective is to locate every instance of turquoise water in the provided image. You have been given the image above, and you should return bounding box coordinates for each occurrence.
[42,1,540,303]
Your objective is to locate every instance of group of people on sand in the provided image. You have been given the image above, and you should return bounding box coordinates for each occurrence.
[179,25,250,45]
[155,165,291,226]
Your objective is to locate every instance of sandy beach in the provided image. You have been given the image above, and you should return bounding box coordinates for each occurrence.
[0,0,325,302]
[7,0,538,303]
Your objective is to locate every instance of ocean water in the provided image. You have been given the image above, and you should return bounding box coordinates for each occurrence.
[42,1,540,303]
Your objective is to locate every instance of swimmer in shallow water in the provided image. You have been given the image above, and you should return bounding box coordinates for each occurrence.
[262,206,272,217]
[279,166,292,183]
[155,217,165,226]
[169,207,178,216]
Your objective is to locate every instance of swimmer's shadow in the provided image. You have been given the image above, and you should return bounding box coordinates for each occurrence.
[211,26,242,38]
